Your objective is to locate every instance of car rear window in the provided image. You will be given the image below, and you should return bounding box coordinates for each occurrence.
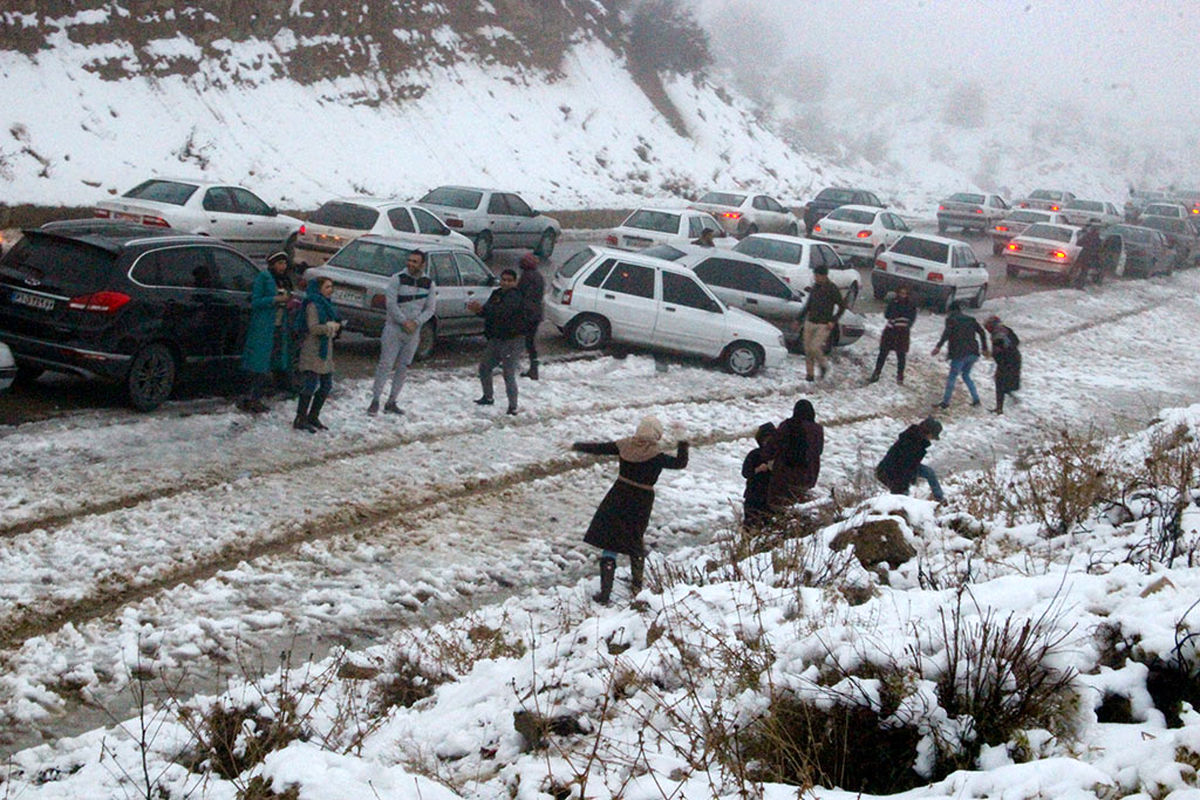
[1022,224,1072,243]
[558,248,595,278]
[1142,218,1184,234]
[0,234,116,295]
[1008,210,1050,223]
[889,236,949,262]
[1029,190,1059,200]
[948,193,985,204]
[698,192,745,207]
[327,240,411,276]
[122,179,198,206]
[826,207,875,224]
[1069,201,1102,211]
[419,187,483,210]
[309,202,380,230]
[733,237,802,264]
[815,189,855,203]
[624,210,680,234]
[641,244,686,261]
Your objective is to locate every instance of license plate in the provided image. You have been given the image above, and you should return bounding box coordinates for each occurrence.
[625,237,652,247]
[331,287,363,306]
[896,265,923,276]
[115,211,141,221]
[11,290,54,311]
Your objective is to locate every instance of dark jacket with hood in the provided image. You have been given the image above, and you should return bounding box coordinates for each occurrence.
[880,295,917,352]
[876,425,932,493]
[991,325,1021,393]
[761,399,824,508]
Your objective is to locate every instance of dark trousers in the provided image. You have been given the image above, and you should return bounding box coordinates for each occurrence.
[301,371,332,399]
[873,347,907,378]
[480,337,521,409]
[524,330,538,364]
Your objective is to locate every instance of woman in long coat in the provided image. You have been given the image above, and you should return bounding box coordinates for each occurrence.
[984,315,1021,414]
[761,399,824,510]
[238,252,292,412]
[573,417,689,604]
[294,277,341,432]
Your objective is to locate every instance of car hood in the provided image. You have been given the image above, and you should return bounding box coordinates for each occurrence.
[722,305,785,341]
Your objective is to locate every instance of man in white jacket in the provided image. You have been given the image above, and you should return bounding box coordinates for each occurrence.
[367,250,436,415]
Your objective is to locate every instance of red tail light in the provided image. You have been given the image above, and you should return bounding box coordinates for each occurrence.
[1019,202,1029,208]
[972,208,983,214]
[721,211,742,219]
[561,289,573,306]
[1051,250,1067,259]
[1007,242,1021,252]
[446,219,463,228]
[299,224,307,236]
[142,216,170,227]
[605,235,618,246]
[94,208,111,218]
[928,272,944,283]
[371,293,386,310]
[994,225,1009,232]
[1049,205,1060,211]
[68,291,131,313]
[813,224,822,233]
[856,230,872,238]
[938,205,946,211]
[874,259,887,270]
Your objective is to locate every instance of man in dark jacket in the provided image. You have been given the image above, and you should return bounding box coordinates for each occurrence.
[802,265,845,382]
[516,252,545,380]
[876,417,945,502]
[469,269,525,414]
[931,301,989,409]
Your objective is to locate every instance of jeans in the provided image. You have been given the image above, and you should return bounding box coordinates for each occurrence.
[917,464,945,502]
[480,337,521,409]
[941,354,980,405]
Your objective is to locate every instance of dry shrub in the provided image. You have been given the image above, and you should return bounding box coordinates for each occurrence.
[237,775,300,800]
[1120,423,1200,568]
[372,649,449,713]
[1010,427,1124,538]
[178,696,306,780]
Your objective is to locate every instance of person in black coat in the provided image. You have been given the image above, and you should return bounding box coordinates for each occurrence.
[761,399,824,510]
[876,417,945,502]
[573,416,689,604]
[516,252,545,380]
[869,285,917,385]
[931,301,989,409]
[984,315,1021,414]
[468,269,526,414]
[741,422,776,529]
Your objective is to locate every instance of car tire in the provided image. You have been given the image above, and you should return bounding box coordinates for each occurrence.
[785,223,799,236]
[566,314,609,350]
[535,229,557,258]
[971,284,987,308]
[992,241,1003,256]
[474,231,493,261]
[940,288,956,314]
[722,341,764,376]
[1005,264,1019,279]
[842,282,859,309]
[126,342,176,411]
[414,320,437,361]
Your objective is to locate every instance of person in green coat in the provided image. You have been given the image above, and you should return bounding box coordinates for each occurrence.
[238,252,292,413]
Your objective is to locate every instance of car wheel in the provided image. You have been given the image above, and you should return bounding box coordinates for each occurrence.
[126,342,176,411]
[940,288,956,314]
[785,222,799,236]
[414,320,437,361]
[722,341,764,376]
[1005,264,1019,279]
[992,241,1003,256]
[566,314,609,350]
[535,229,557,258]
[474,231,494,261]
[842,282,859,308]
[971,284,988,308]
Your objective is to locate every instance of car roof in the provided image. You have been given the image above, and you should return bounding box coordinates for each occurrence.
[324,197,413,209]
[896,232,972,246]
[34,220,224,251]
[743,233,821,246]
[828,204,884,214]
[353,234,468,254]
[579,245,713,276]
[1016,223,1081,236]
[136,177,249,190]
[625,206,692,216]
[671,245,764,266]
[428,185,507,194]
[700,189,749,198]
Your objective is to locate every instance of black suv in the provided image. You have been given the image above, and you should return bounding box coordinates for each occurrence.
[0,220,264,410]
[802,187,884,234]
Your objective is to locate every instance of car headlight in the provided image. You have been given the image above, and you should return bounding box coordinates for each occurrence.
[777,333,786,347]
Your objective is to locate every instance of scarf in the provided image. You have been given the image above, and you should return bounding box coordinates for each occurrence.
[303,282,341,359]
[616,416,664,463]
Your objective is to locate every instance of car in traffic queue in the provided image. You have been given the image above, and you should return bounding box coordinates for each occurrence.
[1059,199,1122,228]
[1124,190,1171,222]
[94,178,302,262]
[1172,190,1200,218]
[0,340,15,394]
[802,186,884,235]
[688,190,801,237]
[415,185,561,261]
[1003,222,1084,281]
[1099,224,1176,277]
[1015,189,1075,212]
[0,220,266,410]
[730,233,861,306]
[605,207,728,251]
[871,233,989,311]
[1141,202,1192,221]
[1136,216,1200,269]
[989,209,1068,254]
[935,192,1010,233]
[299,235,500,361]
[544,246,788,376]
[809,204,911,265]
[293,198,471,268]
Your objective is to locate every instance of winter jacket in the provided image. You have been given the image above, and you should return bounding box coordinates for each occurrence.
[517,267,546,332]
[880,296,917,352]
[936,309,988,360]
[298,301,339,374]
[991,326,1022,393]
[876,425,931,494]
[384,270,436,329]
[761,417,824,508]
[241,270,287,374]
[742,447,771,523]
[575,441,690,556]
[804,281,845,325]
[478,286,526,340]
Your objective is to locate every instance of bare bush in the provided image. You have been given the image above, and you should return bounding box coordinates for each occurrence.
[1010,427,1124,538]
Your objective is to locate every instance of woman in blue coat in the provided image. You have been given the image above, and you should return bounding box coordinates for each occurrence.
[238,253,292,412]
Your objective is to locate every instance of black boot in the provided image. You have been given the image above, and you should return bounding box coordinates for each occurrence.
[294,394,315,432]
[308,391,328,430]
[629,554,644,594]
[521,360,539,380]
[592,557,616,605]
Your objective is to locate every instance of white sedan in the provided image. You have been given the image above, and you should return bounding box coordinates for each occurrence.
[605,207,729,251]
[95,178,302,262]
[1060,199,1122,227]
[1004,222,1084,281]
[936,192,1010,232]
[809,204,911,263]
[688,190,801,237]
[293,198,472,268]
[730,233,861,307]
[872,233,989,311]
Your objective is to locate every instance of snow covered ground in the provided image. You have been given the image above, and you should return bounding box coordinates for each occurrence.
[2,268,1200,798]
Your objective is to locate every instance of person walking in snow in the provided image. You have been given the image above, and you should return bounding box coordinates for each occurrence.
[573,417,689,605]
[367,250,435,416]
[801,265,845,382]
[516,252,545,380]
[931,301,989,409]
[741,421,776,529]
[875,417,945,502]
[238,251,292,413]
[868,285,917,385]
[469,268,525,415]
[293,277,342,432]
[761,399,824,510]
[984,315,1021,414]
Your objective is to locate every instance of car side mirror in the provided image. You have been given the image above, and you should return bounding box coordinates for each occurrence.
[268,207,278,217]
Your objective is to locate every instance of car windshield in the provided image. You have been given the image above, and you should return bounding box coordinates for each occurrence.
[1139,218,1182,234]
[816,188,856,203]
[326,239,412,276]
[698,192,745,207]
[558,248,595,278]
[890,236,949,262]
[123,180,198,205]
[732,237,803,264]
[641,244,686,261]
[826,207,875,224]
[1008,211,1050,223]
[1029,190,1059,201]
[948,193,985,204]
[1145,205,1178,215]
[1068,201,1102,211]
[308,202,380,230]
[1022,224,1073,243]
[623,209,681,234]
[419,187,483,210]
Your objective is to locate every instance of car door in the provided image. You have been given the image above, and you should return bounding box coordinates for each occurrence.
[427,250,464,333]
[208,247,262,358]
[952,245,983,290]
[485,193,514,248]
[503,193,538,247]
[656,269,725,356]
[130,245,218,361]
[412,206,458,246]
[453,252,495,336]
[229,187,286,259]
[882,213,910,246]
[597,261,658,344]
[200,187,249,252]
[385,207,418,237]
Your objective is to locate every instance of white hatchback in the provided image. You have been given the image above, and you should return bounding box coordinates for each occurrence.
[605,207,729,251]
[544,246,787,376]
[689,190,800,237]
[871,234,989,311]
[809,204,911,264]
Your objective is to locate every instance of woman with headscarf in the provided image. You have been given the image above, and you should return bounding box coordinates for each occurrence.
[294,277,342,432]
[984,315,1021,414]
[572,417,689,604]
[238,252,292,413]
[741,421,777,529]
[761,399,824,510]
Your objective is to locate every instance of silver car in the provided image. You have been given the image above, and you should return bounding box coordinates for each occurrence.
[293,198,472,268]
[416,185,561,261]
[689,190,800,237]
[301,235,498,360]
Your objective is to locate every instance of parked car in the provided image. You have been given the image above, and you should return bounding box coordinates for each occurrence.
[638,244,865,352]
[605,207,728,251]
[1124,190,1171,222]
[300,236,498,360]
[935,192,1010,233]
[0,340,14,394]
[1015,189,1075,212]
[989,209,1068,254]
[802,187,884,234]
[293,198,471,268]
[689,190,800,237]
[1099,224,1175,277]
[0,220,265,410]
[1171,190,1200,218]
[1136,216,1200,269]
[730,233,860,305]
[544,246,787,376]
[94,178,302,262]
[809,204,911,264]
[415,185,560,261]
[1141,202,1192,221]
[1003,222,1084,281]
[871,233,989,311]
[1059,199,1122,227]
